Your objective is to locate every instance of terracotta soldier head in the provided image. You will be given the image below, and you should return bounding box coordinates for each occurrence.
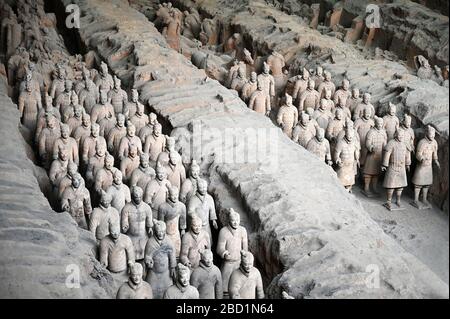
[344,127,355,142]
[374,116,383,129]
[113,76,121,91]
[155,162,167,181]
[91,123,100,137]
[136,100,144,116]
[316,66,323,76]
[113,170,123,186]
[262,62,270,75]
[117,113,125,128]
[388,102,396,115]
[100,61,108,77]
[302,68,310,81]
[131,186,144,205]
[58,146,69,162]
[60,123,70,139]
[168,185,179,203]
[352,88,359,99]
[316,127,325,142]
[72,173,83,189]
[190,160,200,179]
[73,103,83,118]
[300,112,310,126]
[149,113,158,125]
[82,113,91,128]
[128,143,138,158]
[342,79,350,91]
[199,249,214,268]
[240,251,255,275]
[169,150,179,166]
[67,162,78,177]
[256,79,263,91]
[324,71,331,82]
[197,178,208,196]
[127,124,136,137]
[109,218,121,241]
[64,80,72,93]
[335,108,343,121]
[100,190,113,209]
[249,72,257,83]
[190,214,202,235]
[100,90,108,105]
[395,128,405,143]
[426,125,436,141]
[104,154,114,170]
[362,107,371,119]
[176,263,191,287]
[129,263,143,286]
[325,88,332,100]
[228,208,241,229]
[402,114,411,128]
[154,220,167,241]
[285,93,293,106]
[139,153,150,169]
[307,79,315,91]
[153,123,162,137]
[46,114,57,129]
[131,89,139,103]
[363,93,371,104]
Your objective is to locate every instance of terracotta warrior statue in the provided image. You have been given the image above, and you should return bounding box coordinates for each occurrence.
[89,191,120,241]
[118,124,142,161]
[180,160,200,204]
[94,61,114,92]
[130,152,156,190]
[35,95,60,143]
[52,123,78,165]
[129,98,148,136]
[72,112,91,149]
[190,249,223,299]
[94,154,119,193]
[354,107,375,168]
[144,122,166,165]
[139,112,158,143]
[313,98,333,130]
[381,129,411,210]
[411,125,440,209]
[58,161,78,199]
[86,142,107,187]
[333,79,351,106]
[90,89,114,127]
[230,67,247,92]
[292,112,316,148]
[144,220,177,299]
[156,136,181,168]
[50,66,67,101]
[306,127,333,166]
[298,79,320,112]
[55,80,72,114]
[398,114,415,156]
[107,113,127,157]
[353,93,375,121]
[38,114,61,169]
[334,127,359,192]
[311,65,324,88]
[49,146,69,188]
[321,88,335,113]
[249,79,271,116]
[120,143,140,184]
[121,185,153,261]
[18,79,41,135]
[187,179,218,242]
[241,72,258,103]
[182,8,201,39]
[277,93,298,138]
[79,76,99,114]
[334,95,351,120]
[66,102,83,135]
[158,185,187,258]
[326,108,345,153]
[216,208,248,297]
[347,87,361,114]
[106,170,131,213]
[164,150,186,190]
[61,173,92,229]
[229,251,264,299]
[257,62,275,98]
[317,71,335,99]
[144,162,171,211]
[81,123,107,167]
[163,263,199,299]
[116,263,153,299]
[108,76,128,115]
[292,68,310,103]
[382,102,400,140]
[180,213,211,269]
[362,117,388,196]
[162,10,182,52]
[99,219,135,274]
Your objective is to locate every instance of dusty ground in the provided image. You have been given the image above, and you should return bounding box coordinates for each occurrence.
[354,185,449,284]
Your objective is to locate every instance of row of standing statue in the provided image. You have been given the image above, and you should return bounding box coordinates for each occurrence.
[4,0,264,299]
[225,57,441,210]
